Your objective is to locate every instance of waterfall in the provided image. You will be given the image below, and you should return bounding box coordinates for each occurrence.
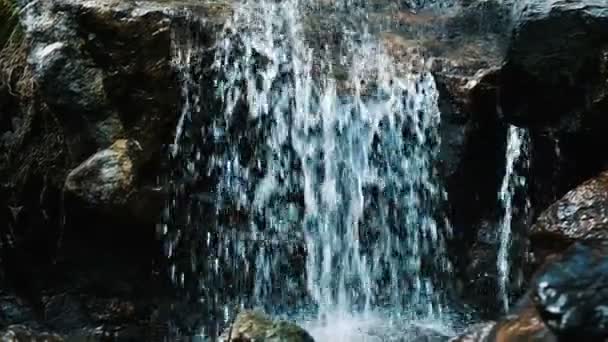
[164,0,454,338]
[496,125,530,312]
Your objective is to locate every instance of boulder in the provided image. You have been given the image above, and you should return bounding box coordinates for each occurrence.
[531,170,608,241]
[528,170,608,272]
[532,243,608,339]
[499,1,608,216]
[222,311,314,342]
[450,306,556,341]
[454,242,608,341]
[486,305,556,342]
[500,0,608,130]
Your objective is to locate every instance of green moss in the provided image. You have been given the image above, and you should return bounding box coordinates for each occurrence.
[0,0,21,51]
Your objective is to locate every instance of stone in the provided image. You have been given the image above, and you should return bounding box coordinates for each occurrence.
[531,170,608,241]
[500,0,608,129]
[528,170,608,272]
[451,306,557,341]
[449,321,495,342]
[532,243,608,339]
[0,325,64,342]
[64,139,141,211]
[222,311,315,342]
[43,294,90,333]
[487,305,556,342]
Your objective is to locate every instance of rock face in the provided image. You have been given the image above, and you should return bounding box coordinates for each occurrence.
[501,0,608,128]
[23,0,180,162]
[499,0,608,219]
[0,0,231,339]
[222,311,315,342]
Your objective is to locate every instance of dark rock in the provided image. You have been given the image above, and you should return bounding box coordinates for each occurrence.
[532,243,608,339]
[221,311,315,342]
[433,62,503,180]
[498,1,608,221]
[0,295,39,329]
[24,0,175,161]
[500,0,608,129]
[0,325,64,341]
[0,0,231,339]
[43,294,90,333]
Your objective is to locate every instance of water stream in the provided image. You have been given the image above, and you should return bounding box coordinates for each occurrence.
[165,0,456,339]
[496,125,530,312]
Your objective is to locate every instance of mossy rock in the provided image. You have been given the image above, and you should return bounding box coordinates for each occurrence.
[224,311,315,342]
[0,0,21,50]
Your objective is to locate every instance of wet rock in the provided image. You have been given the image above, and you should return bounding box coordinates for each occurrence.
[488,305,556,342]
[532,243,608,339]
[499,0,608,217]
[500,0,608,130]
[64,139,141,212]
[449,321,495,342]
[0,294,39,329]
[434,62,503,179]
[22,0,231,161]
[0,325,64,341]
[531,170,608,241]
[222,311,315,342]
[451,307,556,341]
[43,293,90,333]
[528,170,608,271]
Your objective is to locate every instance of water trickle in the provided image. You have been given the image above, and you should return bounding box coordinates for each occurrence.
[165,0,454,338]
[497,125,530,312]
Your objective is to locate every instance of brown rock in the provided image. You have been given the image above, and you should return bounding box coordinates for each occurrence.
[488,305,556,342]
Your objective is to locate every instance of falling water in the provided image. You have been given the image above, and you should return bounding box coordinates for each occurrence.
[165,0,454,339]
[496,125,530,312]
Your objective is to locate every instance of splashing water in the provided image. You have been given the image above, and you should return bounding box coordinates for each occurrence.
[497,125,530,312]
[165,0,454,338]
